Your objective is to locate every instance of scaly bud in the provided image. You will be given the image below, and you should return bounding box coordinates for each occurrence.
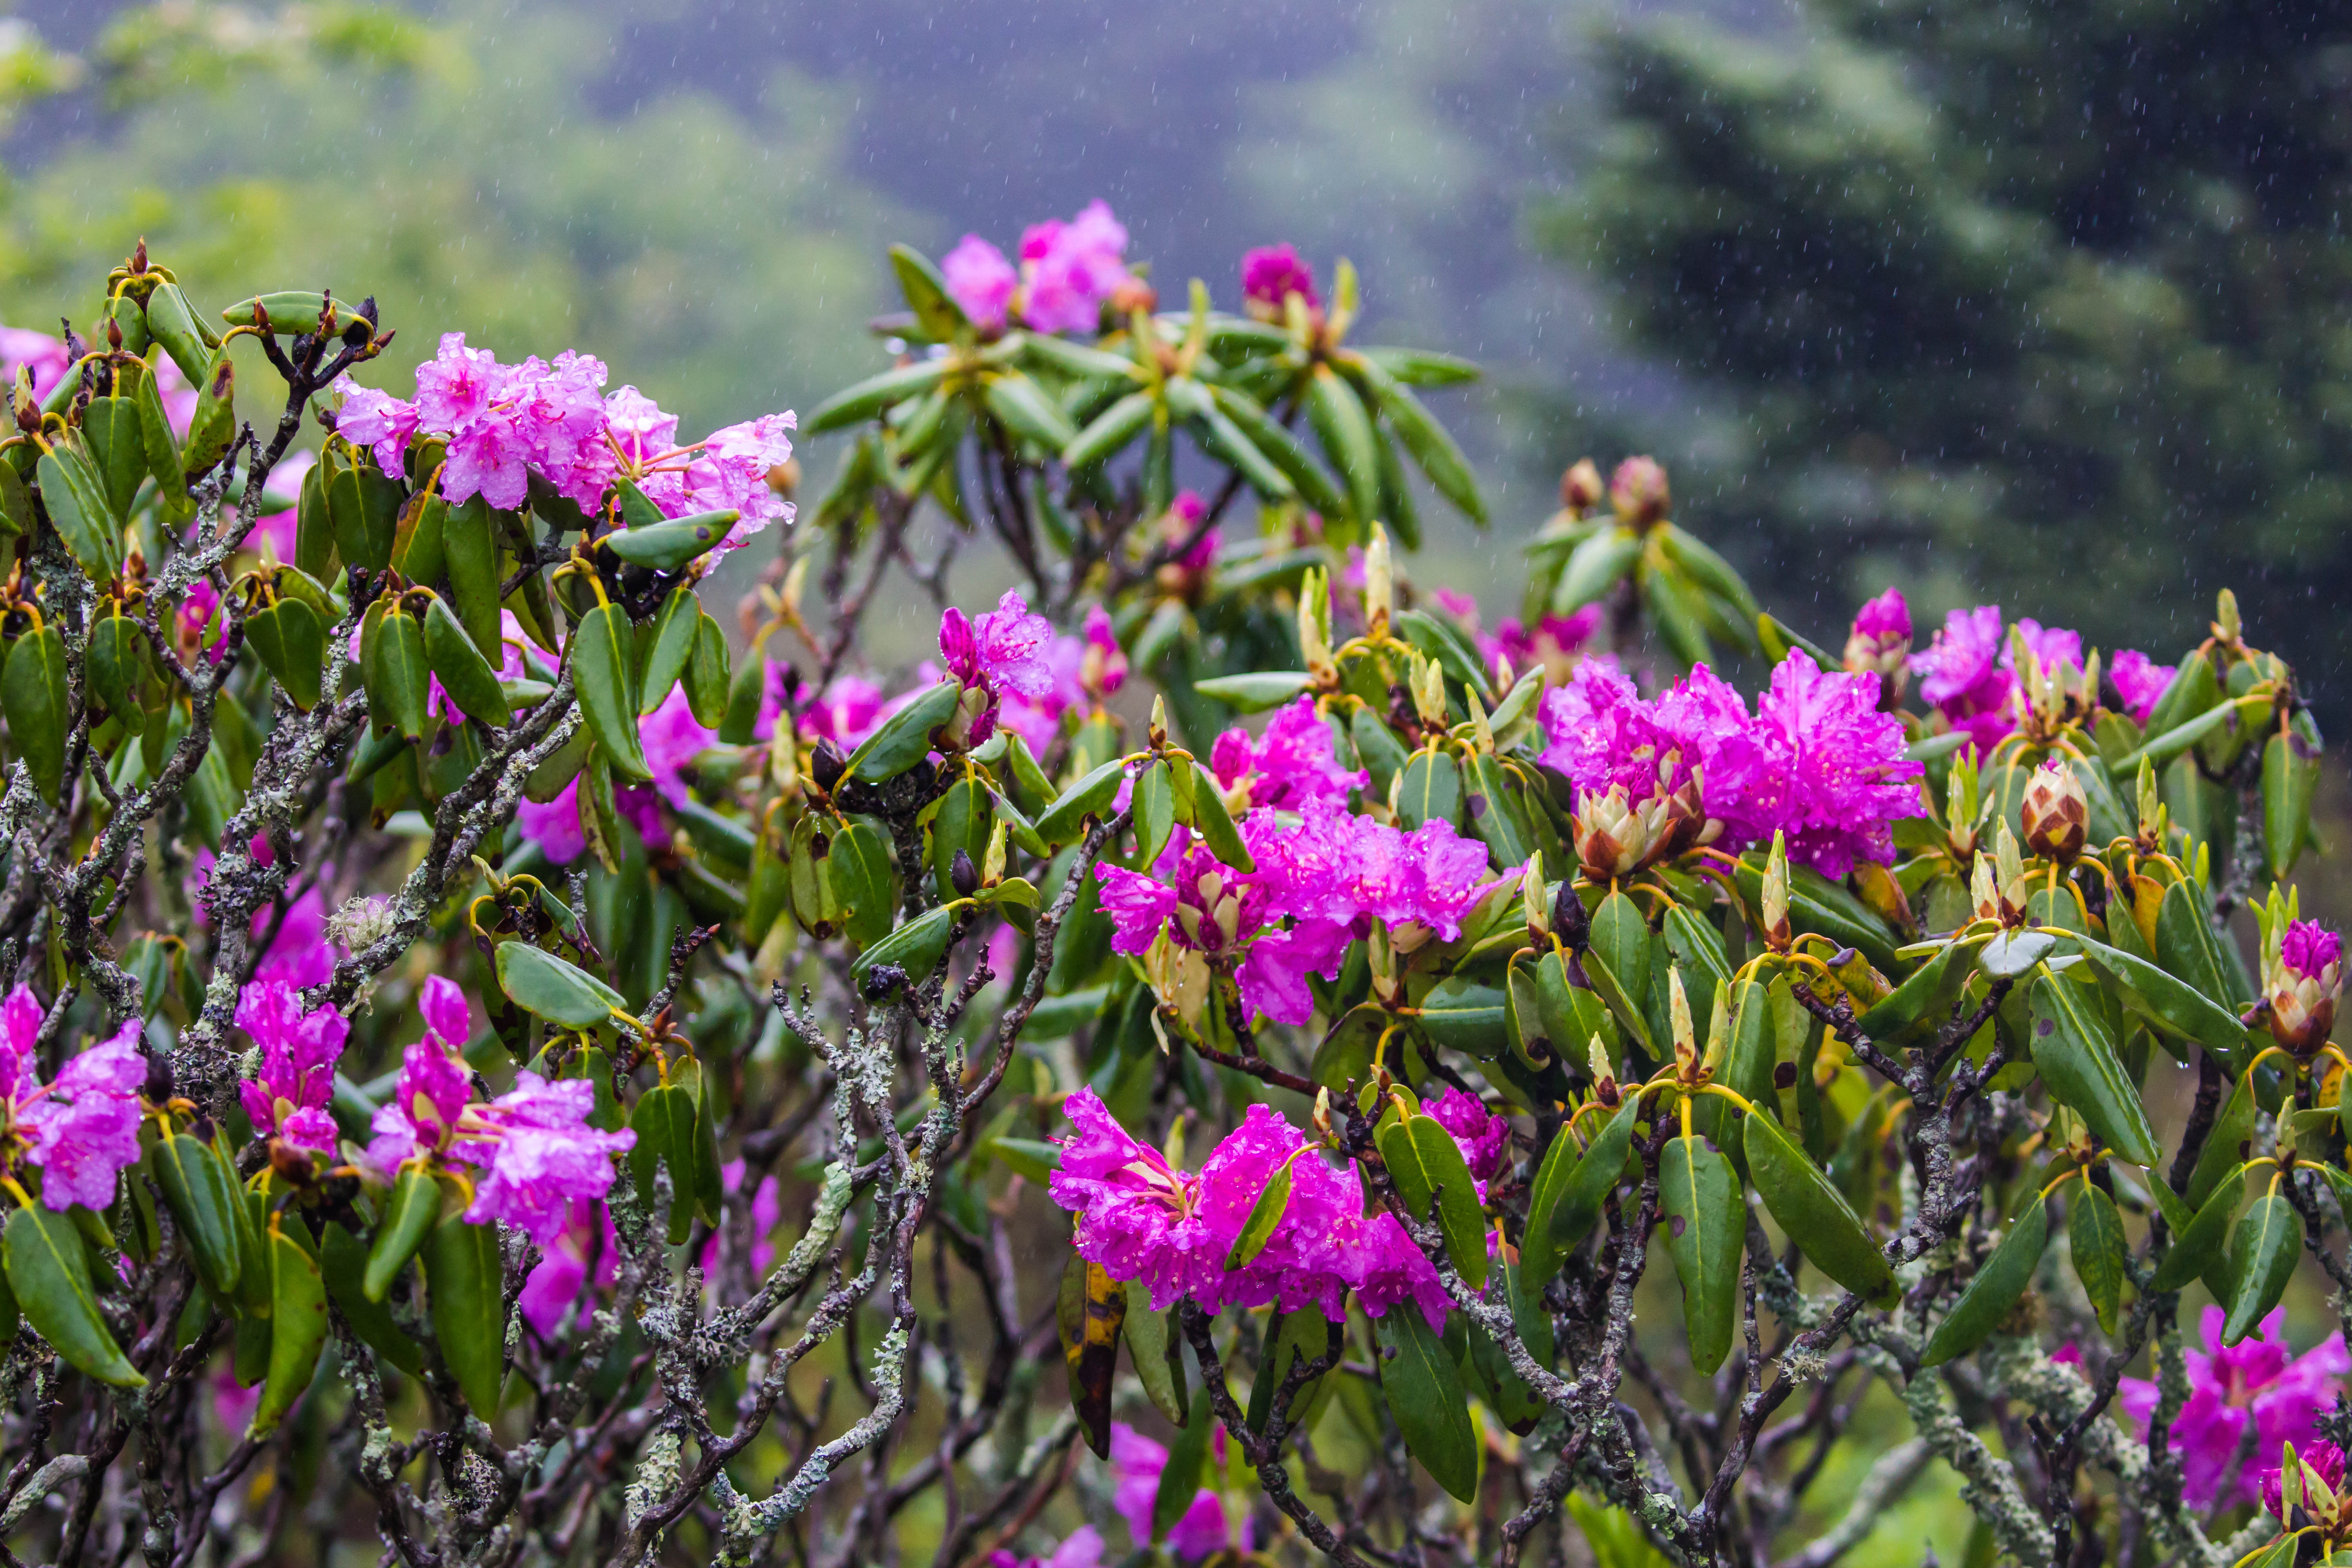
[1468,684,1494,753]
[981,818,1009,886]
[1366,922,1399,1007]
[2215,588,2242,646]
[1669,966,1697,1080]
[949,849,980,898]
[1149,693,1168,748]
[1553,876,1590,951]
[1700,984,1730,1074]
[1760,831,1791,951]
[1363,522,1393,636]
[1970,853,2000,922]
[1586,1034,1620,1107]
[2020,757,2089,862]
[1298,566,1336,681]
[1560,458,1604,514]
[2135,757,2160,840]
[1313,1087,1337,1145]
[809,735,847,794]
[1572,783,1656,880]
[1841,587,1911,706]
[1411,655,1448,728]
[1994,821,2028,910]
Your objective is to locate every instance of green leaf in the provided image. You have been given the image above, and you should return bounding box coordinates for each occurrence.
[441,495,505,662]
[80,398,148,521]
[1741,1109,1895,1303]
[1,624,69,805]
[1397,748,1463,830]
[1551,1100,1639,1257]
[2029,972,2160,1165]
[1193,670,1316,713]
[2223,1192,2303,1345]
[1859,938,1981,1042]
[496,940,629,1028]
[2264,728,2322,882]
[2067,933,2253,1071]
[1553,527,1642,615]
[889,243,969,342]
[145,281,216,385]
[1207,384,1348,519]
[686,614,731,728]
[252,1216,329,1436]
[1061,389,1156,470]
[251,598,327,712]
[831,821,898,949]
[1920,1191,2049,1366]
[371,606,433,742]
[1134,759,1177,870]
[849,904,960,988]
[365,1166,443,1304]
[423,1213,507,1417]
[1118,1284,1187,1428]
[1379,1114,1489,1290]
[2069,1178,2128,1334]
[423,596,511,727]
[1656,524,1762,624]
[36,445,124,582]
[1416,977,1508,1058]
[843,679,960,784]
[806,358,952,433]
[323,1221,423,1376]
[572,602,652,780]
[1980,929,2057,979]
[1035,755,1128,847]
[1305,364,1381,526]
[150,1133,245,1299]
[2150,1166,2244,1292]
[1351,355,1486,522]
[1375,1305,1480,1502]
[4,1204,143,1387]
[1580,947,1656,1055]
[1351,706,1409,800]
[984,372,1082,451]
[183,346,236,479]
[328,457,404,574]
[1224,1158,1295,1269]
[1659,1133,1744,1376]
[603,510,738,571]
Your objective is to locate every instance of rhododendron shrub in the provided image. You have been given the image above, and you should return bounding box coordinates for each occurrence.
[0,227,2334,1568]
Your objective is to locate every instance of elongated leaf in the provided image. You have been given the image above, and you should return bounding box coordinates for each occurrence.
[2,624,69,805]
[1375,1305,1479,1502]
[1388,1114,1489,1289]
[323,1221,424,1376]
[807,358,952,433]
[831,821,898,949]
[1225,1160,1294,1269]
[1553,1101,1640,1257]
[985,373,1083,451]
[1193,670,1315,713]
[1305,365,1380,526]
[423,1214,506,1416]
[2029,973,2160,1166]
[1397,749,1462,831]
[1920,1192,2048,1366]
[365,1166,444,1302]
[843,679,960,784]
[1120,1283,1188,1425]
[38,445,126,581]
[1659,1133,1743,1376]
[1554,527,1642,615]
[151,1133,245,1298]
[1352,355,1485,522]
[2068,934,2252,1070]
[2069,1178,2128,1334]
[441,496,504,661]
[2151,1166,2243,1292]
[1056,1253,1125,1459]
[849,904,958,988]
[4,1205,143,1387]
[2223,1191,2302,1345]
[423,597,510,726]
[572,602,651,780]
[604,510,737,570]
[1154,1385,1215,1539]
[1741,1110,1894,1302]
[496,940,629,1028]
[252,1217,329,1435]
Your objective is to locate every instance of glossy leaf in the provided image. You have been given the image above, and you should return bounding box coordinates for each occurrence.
[323,1220,423,1376]
[1397,748,1462,831]
[2068,1178,2128,1334]
[1659,1132,1744,1376]
[252,1217,329,1435]
[1920,1191,2048,1366]
[423,596,511,726]
[423,1214,507,1416]
[573,601,652,780]
[4,1204,143,1388]
[365,1166,443,1302]
[1035,756,1128,846]
[496,940,629,1028]
[2223,1191,2302,1345]
[36,446,124,582]
[150,1132,245,1298]
[2,624,69,805]
[1375,1304,1479,1502]
[1741,1109,1894,1303]
[1056,1253,1125,1459]
[1379,1114,1488,1290]
[2150,1166,2243,1292]
[1193,670,1316,713]
[1224,1158,1294,1269]
[2029,973,2160,1166]
[843,679,960,784]
[1185,763,1255,871]
[849,903,958,989]
[1121,1283,1189,1426]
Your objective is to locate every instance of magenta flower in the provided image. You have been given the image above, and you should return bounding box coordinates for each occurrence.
[519,1198,617,1339]
[235,978,348,1157]
[1162,491,1220,574]
[2263,1439,2348,1522]
[1241,243,1321,319]
[519,684,708,862]
[1539,658,1775,848]
[697,1157,783,1278]
[0,988,145,1212]
[1425,1086,1511,1183]
[940,589,1056,699]
[942,235,1018,333]
[1910,606,2017,754]
[2265,919,2342,1054]
[1851,587,1911,644]
[2110,649,2177,724]
[1018,200,1130,334]
[1207,697,1365,811]
[2006,617,2083,677]
[1080,604,1127,698]
[361,980,634,1245]
[1109,1423,1246,1561]
[775,673,887,749]
[989,1526,1105,1568]
[2120,1306,2350,1510]
[334,377,420,474]
[1743,652,1924,879]
[1842,588,1911,693]
[1048,1087,1224,1310]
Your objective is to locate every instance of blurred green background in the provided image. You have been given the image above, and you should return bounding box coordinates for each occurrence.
[8,3,2347,1562]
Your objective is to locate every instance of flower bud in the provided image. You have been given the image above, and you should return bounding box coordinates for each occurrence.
[1608,456,1669,528]
[1669,967,1699,1080]
[1572,784,1655,880]
[1298,566,1336,682]
[1586,1034,1620,1107]
[2215,588,2242,646]
[1994,821,2028,913]
[1760,831,1791,951]
[2020,757,2089,862]
[1841,587,1911,705]
[1411,655,1448,728]
[2265,919,2341,1055]
[1560,458,1604,514]
[809,737,847,794]
[1363,522,1393,636]
[1970,853,2000,923]
[1552,877,1590,951]
[1521,856,1550,943]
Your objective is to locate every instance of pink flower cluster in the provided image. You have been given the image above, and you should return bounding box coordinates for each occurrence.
[940,201,1132,335]
[1096,802,1496,1026]
[2120,1306,2348,1511]
[1906,602,2176,749]
[1049,1089,1461,1330]
[360,978,635,1243]
[235,978,349,1158]
[335,334,795,547]
[1241,244,1321,318]
[1209,697,1363,811]
[1539,650,1923,879]
[0,988,145,1212]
